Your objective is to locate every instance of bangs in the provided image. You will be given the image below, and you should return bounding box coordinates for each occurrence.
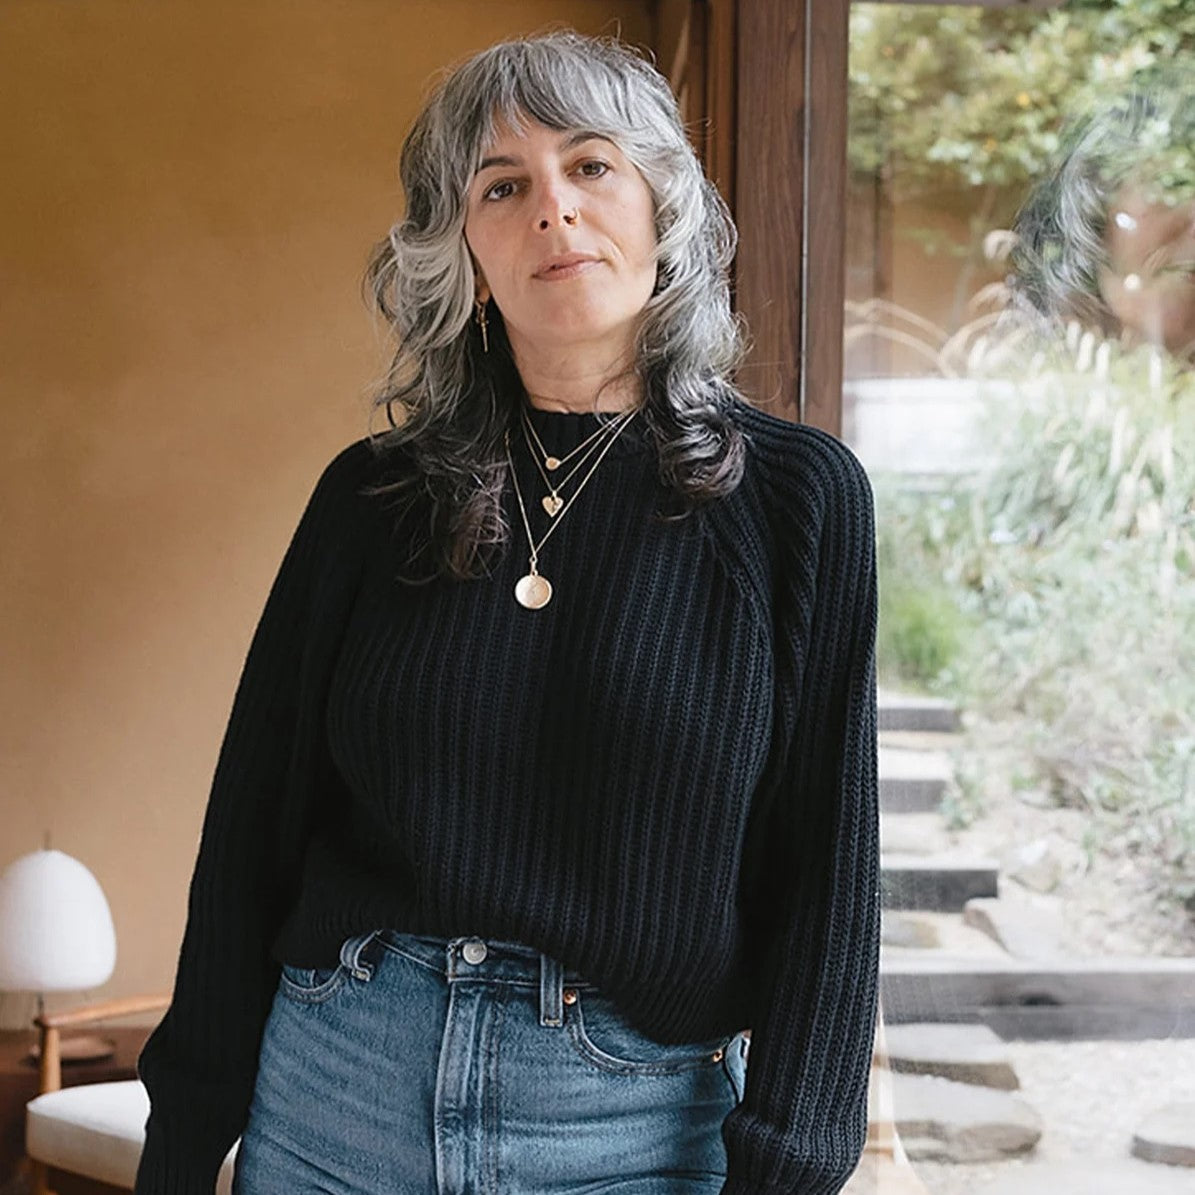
[465,44,641,170]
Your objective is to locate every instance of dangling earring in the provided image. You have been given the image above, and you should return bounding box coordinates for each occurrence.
[474,296,489,354]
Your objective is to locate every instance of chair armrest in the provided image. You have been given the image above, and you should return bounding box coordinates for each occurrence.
[34,994,170,1031]
[33,993,170,1095]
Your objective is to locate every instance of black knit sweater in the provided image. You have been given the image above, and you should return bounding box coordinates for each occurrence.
[134,398,881,1195]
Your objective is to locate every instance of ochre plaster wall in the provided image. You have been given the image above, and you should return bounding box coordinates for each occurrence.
[0,0,652,1028]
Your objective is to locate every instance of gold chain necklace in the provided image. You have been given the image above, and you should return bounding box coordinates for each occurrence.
[520,404,639,516]
[521,403,633,470]
[504,407,640,608]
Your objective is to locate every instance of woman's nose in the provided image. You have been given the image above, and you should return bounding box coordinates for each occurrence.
[538,212,577,230]
[534,180,579,230]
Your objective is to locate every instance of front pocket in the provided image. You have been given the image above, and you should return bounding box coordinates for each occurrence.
[277,961,348,1005]
[566,989,734,1076]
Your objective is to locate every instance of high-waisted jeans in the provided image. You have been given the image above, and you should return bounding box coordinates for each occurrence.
[231,928,750,1194]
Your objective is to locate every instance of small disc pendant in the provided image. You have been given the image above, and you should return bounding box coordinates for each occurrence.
[545,456,561,471]
[542,494,563,517]
[515,572,553,609]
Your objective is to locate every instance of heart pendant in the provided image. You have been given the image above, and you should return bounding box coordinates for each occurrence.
[542,494,563,517]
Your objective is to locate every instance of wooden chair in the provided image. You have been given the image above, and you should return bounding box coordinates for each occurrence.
[22,994,235,1195]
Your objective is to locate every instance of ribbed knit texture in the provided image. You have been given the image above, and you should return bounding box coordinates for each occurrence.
[134,399,880,1195]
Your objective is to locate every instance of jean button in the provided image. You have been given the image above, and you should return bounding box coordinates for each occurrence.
[462,939,487,964]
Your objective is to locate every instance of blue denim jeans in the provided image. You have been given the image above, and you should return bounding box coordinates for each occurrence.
[231,928,749,1194]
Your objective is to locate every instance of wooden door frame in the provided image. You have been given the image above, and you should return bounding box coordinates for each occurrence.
[668,0,850,434]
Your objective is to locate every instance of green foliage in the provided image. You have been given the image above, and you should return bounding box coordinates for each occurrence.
[849,0,1195,201]
[939,753,987,832]
[877,578,966,690]
[876,486,972,691]
[884,335,1195,913]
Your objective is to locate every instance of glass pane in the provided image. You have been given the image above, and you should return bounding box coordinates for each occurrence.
[845,5,1195,1192]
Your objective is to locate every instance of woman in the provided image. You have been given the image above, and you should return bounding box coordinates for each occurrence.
[134,29,880,1195]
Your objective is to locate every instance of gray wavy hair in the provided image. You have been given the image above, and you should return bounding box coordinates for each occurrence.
[361,28,750,584]
[1008,63,1195,339]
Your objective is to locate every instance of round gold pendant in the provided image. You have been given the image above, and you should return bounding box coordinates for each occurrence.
[545,456,561,471]
[515,572,552,609]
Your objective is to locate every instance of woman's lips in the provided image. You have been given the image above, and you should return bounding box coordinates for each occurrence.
[535,259,601,281]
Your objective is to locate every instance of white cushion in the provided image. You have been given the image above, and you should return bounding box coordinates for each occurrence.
[27,1080,239,1193]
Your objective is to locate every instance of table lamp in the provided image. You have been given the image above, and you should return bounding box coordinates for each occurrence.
[0,846,118,1062]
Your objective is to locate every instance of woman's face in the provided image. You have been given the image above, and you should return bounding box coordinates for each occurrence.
[1098,182,1195,358]
[463,116,658,362]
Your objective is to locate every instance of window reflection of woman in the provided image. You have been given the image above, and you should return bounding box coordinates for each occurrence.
[1098,181,1195,357]
[1008,65,1195,362]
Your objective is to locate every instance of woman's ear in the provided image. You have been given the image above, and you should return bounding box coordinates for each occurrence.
[475,276,491,306]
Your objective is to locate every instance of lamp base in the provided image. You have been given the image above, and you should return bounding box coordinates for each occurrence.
[27,1033,117,1065]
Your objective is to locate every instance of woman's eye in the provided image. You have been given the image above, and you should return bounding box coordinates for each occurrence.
[483,180,516,202]
[481,160,608,203]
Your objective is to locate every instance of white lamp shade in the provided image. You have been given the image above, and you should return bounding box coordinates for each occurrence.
[0,849,117,991]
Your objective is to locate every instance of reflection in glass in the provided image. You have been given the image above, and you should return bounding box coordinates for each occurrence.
[1009,62,1195,362]
[844,7,1195,1194]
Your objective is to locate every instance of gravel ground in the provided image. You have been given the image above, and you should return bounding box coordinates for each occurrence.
[904,1038,1195,1194]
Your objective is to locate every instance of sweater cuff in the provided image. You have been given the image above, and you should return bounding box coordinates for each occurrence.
[721,1166,855,1195]
[134,1106,240,1195]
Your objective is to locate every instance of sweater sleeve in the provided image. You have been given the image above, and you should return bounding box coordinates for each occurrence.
[134,439,375,1195]
[721,425,882,1194]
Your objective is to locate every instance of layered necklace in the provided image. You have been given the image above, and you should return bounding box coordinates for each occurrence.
[504,401,640,609]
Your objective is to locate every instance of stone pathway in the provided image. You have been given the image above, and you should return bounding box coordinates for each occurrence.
[883,1022,1018,1090]
[905,1038,1195,1194]
[1133,1102,1195,1168]
[870,691,1195,1192]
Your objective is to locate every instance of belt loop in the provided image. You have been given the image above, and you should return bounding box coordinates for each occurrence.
[340,929,381,982]
[539,952,564,1028]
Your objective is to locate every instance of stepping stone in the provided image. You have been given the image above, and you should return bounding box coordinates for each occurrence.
[880,747,951,813]
[1132,1102,1195,1166]
[964,896,1068,960]
[979,1159,1195,1194]
[881,812,949,856]
[878,688,961,733]
[1003,837,1066,893]
[890,1072,1041,1161]
[883,1022,1019,1090]
[882,855,999,911]
[881,913,941,949]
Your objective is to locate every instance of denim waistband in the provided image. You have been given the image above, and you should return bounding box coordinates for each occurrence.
[338,928,597,1029]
